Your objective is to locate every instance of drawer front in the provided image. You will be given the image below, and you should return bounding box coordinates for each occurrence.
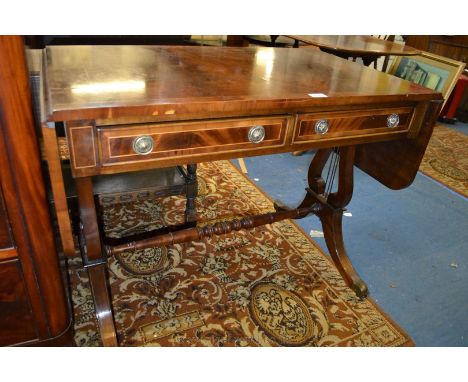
[98,116,290,165]
[293,107,413,143]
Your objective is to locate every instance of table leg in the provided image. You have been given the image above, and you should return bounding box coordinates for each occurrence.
[75,177,118,346]
[104,149,367,300]
[41,125,76,258]
[184,163,197,224]
[299,146,369,298]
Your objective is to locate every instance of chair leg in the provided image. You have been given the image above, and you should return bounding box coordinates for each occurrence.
[382,56,390,72]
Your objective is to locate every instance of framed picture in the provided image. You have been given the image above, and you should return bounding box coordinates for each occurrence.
[389,51,466,109]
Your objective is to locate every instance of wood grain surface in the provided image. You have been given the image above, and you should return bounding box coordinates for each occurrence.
[0,36,71,345]
[44,45,438,122]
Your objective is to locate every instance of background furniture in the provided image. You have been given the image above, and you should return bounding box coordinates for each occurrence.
[0,36,72,346]
[284,35,420,68]
[404,36,468,63]
[373,35,396,72]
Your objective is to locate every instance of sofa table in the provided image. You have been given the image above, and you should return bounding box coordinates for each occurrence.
[41,45,441,346]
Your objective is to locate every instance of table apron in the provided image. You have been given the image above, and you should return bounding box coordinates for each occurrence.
[64,105,424,178]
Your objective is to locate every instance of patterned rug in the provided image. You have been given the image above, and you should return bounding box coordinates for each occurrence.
[419,124,468,197]
[69,160,413,347]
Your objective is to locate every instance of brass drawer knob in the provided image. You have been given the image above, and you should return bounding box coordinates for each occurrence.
[315,119,329,135]
[387,114,400,128]
[248,125,266,143]
[133,135,154,155]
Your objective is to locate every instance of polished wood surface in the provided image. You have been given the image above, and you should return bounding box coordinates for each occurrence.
[28,49,77,259]
[0,260,37,346]
[0,190,13,250]
[41,44,442,345]
[66,121,98,174]
[87,265,118,347]
[75,177,104,263]
[44,46,442,180]
[107,205,320,256]
[355,100,441,189]
[66,110,424,178]
[294,107,412,142]
[0,36,71,346]
[285,35,420,57]
[0,249,18,262]
[98,116,288,165]
[298,146,368,297]
[75,176,117,346]
[42,125,76,258]
[44,46,436,122]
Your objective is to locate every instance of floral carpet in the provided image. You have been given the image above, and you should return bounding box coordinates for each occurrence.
[70,160,413,347]
[419,124,468,197]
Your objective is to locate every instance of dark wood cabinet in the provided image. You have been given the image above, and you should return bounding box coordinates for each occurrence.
[0,260,37,346]
[405,35,468,64]
[0,36,72,346]
[0,192,13,250]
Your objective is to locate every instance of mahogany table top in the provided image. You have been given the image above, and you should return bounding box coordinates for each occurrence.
[44,45,438,122]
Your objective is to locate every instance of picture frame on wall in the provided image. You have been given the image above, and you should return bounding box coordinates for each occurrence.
[389,51,465,109]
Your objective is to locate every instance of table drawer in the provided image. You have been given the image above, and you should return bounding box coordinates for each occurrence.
[98,116,290,165]
[293,107,414,143]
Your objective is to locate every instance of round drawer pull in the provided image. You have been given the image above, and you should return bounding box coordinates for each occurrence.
[248,125,266,143]
[133,135,154,155]
[315,119,329,135]
[387,114,400,128]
